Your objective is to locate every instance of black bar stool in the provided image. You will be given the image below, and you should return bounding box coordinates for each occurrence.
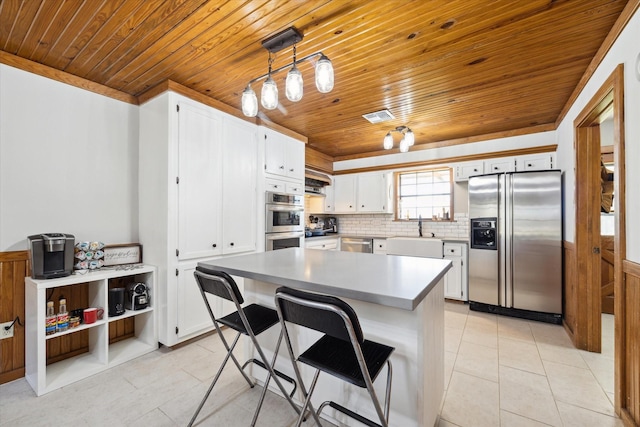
[274,286,395,427]
[189,267,299,426]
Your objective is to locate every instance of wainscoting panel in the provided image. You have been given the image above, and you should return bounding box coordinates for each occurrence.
[0,251,29,384]
[622,260,640,426]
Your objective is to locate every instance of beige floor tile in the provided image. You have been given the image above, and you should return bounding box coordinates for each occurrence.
[1,303,617,427]
[543,360,615,416]
[579,350,615,394]
[536,341,589,369]
[440,371,500,427]
[438,417,463,427]
[556,401,624,427]
[499,365,561,426]
[498,337,545,375]
[129,408,177,426]
[445,350,457,390]
[445,310,468,330]
[446,326,464,353]
[529,322,573,347]
[454,341,499,382]
[497,316,535,343]
[500,410,554,427]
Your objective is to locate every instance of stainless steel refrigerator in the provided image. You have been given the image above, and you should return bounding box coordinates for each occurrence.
[468,170,562,324]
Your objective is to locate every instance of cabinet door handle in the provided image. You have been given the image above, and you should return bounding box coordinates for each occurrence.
[289,168,294,172]
[280,165,285,169]
[527,163,533,167]
[212,243,217,248]
[230,242,234,247]
[494,167,498,170]
[361,205,365,208]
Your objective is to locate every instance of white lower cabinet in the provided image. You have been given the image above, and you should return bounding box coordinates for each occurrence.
[305,236,339,250]
[443,242,468,301]
[176,261,242,341]
[373,238,387,254]
[25,266,157,396]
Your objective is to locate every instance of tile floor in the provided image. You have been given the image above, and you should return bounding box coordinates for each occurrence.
[0,303,621,426]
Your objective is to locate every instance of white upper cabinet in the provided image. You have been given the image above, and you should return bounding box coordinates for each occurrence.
[454,161,484,182]
[262,126,305,182]
[484,157,515,174]
[323,185,335,212]
[333,174,357,212]
[177,100,222,260]
[332,172,392,214]
[222,116,257,254]
[516,153,555,171]
[357,172,392,213]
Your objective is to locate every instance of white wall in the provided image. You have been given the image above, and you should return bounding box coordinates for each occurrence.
[555,8,640,262]
[0,65,139,251]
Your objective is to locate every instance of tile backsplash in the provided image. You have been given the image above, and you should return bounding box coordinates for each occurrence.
[309,213,469,240]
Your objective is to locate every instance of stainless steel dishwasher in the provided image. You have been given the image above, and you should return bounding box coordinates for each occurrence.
[340,237,373,253]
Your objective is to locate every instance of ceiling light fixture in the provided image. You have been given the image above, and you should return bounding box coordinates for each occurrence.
[383,126,414,152]
[241,27,334,117]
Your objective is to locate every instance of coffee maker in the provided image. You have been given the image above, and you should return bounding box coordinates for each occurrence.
[324,217,338,233]
[28,233,75,279]
[125,282,149,311]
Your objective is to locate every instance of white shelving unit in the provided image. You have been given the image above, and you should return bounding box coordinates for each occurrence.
[25,265,157,396]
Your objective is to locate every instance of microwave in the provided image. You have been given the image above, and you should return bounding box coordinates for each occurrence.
[265,191,304,233]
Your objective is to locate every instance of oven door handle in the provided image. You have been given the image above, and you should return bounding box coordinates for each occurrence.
[267,205,305,212]
[266,231,305,240]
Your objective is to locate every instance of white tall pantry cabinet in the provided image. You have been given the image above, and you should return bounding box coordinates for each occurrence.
[139,91,258,346]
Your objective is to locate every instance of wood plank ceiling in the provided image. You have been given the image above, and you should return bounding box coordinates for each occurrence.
[0,0,628,160]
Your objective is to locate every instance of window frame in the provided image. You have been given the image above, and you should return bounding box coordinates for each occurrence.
[394,167,454,221]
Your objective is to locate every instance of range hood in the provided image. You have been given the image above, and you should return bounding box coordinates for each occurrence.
[305,169,331,195]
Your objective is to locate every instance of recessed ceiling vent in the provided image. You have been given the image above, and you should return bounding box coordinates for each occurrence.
[362,109,395,124]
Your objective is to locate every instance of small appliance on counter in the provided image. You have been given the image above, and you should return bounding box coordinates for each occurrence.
[108,287,126,316]
[125,282,149,311]
[27,233,75,279]
[324,217,338,233]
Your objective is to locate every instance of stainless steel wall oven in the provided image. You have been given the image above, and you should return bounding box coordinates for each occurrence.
[265,191,304,251]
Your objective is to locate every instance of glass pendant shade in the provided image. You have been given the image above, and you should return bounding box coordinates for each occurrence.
[285,64,304,102]
[405,129,415,146]
[383,132,393,150]
[241,85,258,117]
[315,54,334,93]
[399,136,409,153]
[261,76,278,110]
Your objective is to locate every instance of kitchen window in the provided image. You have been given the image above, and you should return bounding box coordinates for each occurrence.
[395,168,453,221]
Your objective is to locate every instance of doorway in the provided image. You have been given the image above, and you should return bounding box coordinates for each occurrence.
[573,64,626,415]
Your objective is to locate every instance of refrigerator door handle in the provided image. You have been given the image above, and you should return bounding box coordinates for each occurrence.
[504,174,513,308]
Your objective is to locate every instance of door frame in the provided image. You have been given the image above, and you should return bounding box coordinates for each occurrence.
[573,64,626,413]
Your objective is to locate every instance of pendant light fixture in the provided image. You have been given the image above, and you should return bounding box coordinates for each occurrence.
[382,126,415,152]
[285,45,303,102]
[241,85,258,117]
[241,27,334,117]
[315,54,334,93]
[261,53,278,110]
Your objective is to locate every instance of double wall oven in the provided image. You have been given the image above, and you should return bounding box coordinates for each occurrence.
[265,191,304,251]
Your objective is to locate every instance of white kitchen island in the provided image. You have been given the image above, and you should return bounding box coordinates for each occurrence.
[199,248,451,427]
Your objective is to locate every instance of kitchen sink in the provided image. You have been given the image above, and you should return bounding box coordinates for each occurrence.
[386,237,444,258]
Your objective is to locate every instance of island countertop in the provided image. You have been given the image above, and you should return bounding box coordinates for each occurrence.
[198,247,451,311]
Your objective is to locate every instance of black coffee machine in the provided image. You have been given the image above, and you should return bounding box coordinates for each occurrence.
[324,217,338,233]
[28,233,75,279]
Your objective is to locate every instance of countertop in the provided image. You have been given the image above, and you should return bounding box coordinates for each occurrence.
[199,248,451,311]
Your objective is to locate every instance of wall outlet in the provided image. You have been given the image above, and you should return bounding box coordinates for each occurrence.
[0,321,14,339]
